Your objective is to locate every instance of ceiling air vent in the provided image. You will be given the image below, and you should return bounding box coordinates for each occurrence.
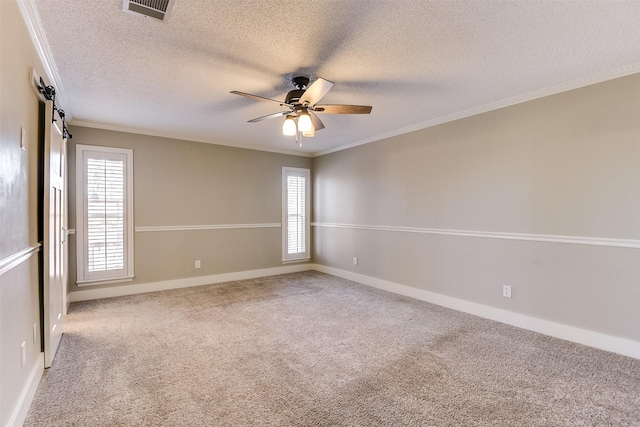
[123,0,175,21]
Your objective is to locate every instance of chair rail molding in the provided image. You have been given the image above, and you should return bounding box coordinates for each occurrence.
[0,244,41,277]
[135,223,281,232]
[312,222,640,249]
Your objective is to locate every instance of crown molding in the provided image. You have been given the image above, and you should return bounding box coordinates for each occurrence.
[17,0,72,119]
[311,62,640,157]
[18,0,639,159]
[70,120,313,157]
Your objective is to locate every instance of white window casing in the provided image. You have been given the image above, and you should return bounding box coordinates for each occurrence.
[76,145,134,285]
[282,167,310,262]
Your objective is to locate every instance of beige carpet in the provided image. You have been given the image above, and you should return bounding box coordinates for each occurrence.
[25,271,640,426]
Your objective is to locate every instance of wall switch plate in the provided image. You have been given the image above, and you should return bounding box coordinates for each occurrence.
[20,127,27,150]
[21,342,26,367]
[503,285,512,298]
[353,257,358,266]
[195,260,201,269]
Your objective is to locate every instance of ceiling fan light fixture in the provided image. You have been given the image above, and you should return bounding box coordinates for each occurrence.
[232,75,372,143]
[283,116,297,135]
[297,112,312,132]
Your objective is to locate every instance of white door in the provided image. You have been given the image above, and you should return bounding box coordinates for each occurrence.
[62,133,69,315]
[43,100,66,368]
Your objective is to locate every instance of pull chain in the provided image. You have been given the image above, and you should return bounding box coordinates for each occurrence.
[295,129,302,147]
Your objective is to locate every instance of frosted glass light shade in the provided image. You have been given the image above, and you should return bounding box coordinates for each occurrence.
[297,113,312,132]
[302,124,315,137]
[283,117,296,135]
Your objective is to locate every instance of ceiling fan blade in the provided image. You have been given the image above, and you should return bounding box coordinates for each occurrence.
[299,77,334,106]
[248,111,291,123]
[230,91,287,106]
[313,104,372,114]
[309,111,325,131]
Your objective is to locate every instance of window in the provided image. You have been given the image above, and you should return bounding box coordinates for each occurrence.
[76,145,134,285]
[282,167,310,262]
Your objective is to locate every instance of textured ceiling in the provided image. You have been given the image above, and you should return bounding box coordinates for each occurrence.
[28,0,640,156]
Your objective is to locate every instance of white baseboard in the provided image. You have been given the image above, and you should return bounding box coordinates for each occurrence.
[66,262,639,359]
[310,264,640,360]
[69,264,313,302]
[8,352,44,427]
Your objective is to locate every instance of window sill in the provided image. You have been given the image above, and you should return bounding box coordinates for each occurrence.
[76,276,134,287]
[281,258,310,264]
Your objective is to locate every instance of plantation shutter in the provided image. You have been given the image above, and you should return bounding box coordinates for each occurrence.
[76,145,134,285]
[86,158,125,272]
[282,167,310,261]
[287,174,306,254]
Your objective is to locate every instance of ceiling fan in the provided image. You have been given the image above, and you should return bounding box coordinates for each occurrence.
[231,76,372,144]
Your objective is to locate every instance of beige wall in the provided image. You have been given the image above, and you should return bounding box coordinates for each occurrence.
[67,127,311,292]
[312,73,640,342]
[0,1,47,424]
[2,0,639,420]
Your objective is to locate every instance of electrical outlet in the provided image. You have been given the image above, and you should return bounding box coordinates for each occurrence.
[195,260,201,269]
[353,257,358,266]
[503,285,512,298]
[21,342,26,367]
[33,323,38,344]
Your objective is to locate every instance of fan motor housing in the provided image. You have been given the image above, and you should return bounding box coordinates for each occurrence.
[284,89,305,105]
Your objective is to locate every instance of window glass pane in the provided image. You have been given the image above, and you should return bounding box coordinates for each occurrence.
[86,158,125,272]
[282,167,309,262]
[77,144,133,285]
[287,175,306,254]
